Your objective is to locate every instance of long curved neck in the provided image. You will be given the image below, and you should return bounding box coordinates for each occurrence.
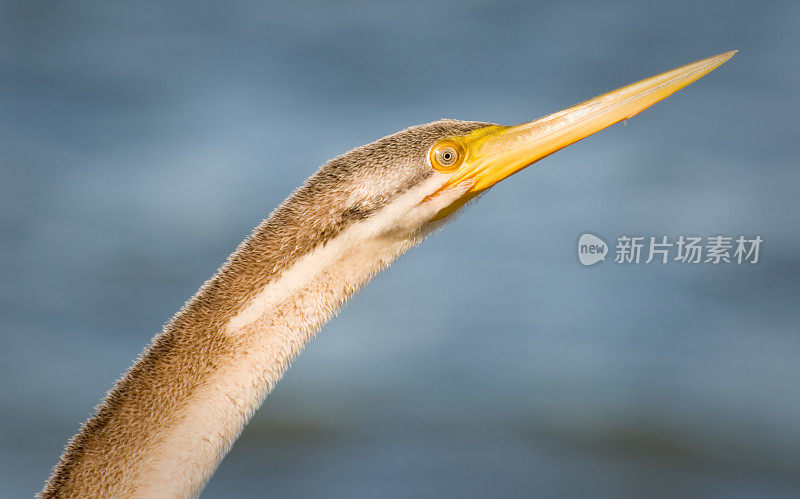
[41,198,422,498]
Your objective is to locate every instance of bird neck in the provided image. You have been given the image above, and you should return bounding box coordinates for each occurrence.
[41,204,422,498]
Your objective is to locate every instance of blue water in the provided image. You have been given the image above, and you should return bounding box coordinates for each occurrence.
[2,0,799,496]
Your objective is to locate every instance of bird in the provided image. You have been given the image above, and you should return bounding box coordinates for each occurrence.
[41,51,735,498]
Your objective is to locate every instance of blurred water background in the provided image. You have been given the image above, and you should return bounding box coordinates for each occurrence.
[2,0,799,497]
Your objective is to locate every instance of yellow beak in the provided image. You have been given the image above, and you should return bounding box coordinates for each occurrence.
[435,51,736,204]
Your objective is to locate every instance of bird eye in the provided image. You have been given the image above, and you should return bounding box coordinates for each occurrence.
[430,141,464,172]
[439,148,456,164]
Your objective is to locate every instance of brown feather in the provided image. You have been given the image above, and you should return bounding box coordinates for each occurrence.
[41,119,491,497]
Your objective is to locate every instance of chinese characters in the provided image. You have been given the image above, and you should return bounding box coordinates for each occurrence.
[613,235,762,264]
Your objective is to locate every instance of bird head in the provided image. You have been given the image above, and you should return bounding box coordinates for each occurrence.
[285,52,734,255]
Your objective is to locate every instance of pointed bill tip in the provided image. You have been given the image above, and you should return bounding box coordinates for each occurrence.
[701,50,738,70]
